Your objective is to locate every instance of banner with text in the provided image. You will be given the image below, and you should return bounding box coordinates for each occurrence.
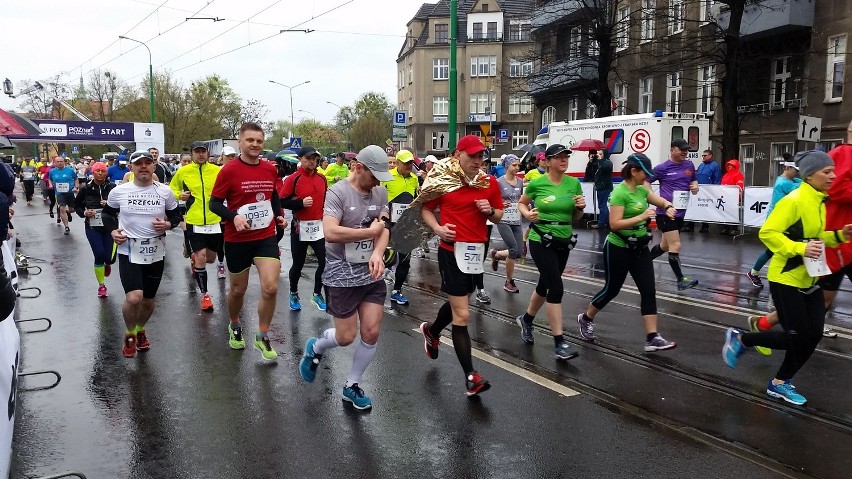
[0,240,20,479]
[743,187,774,227]
[683,185,740,224]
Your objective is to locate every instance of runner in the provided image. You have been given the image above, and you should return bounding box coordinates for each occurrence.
[171,141,222,312]
[107,155,130,184]
[647,138,700,290]
[324,152,350,187]
[383,149,420,305]
[489,154,524,293]
[75,158,89,188]
[19,157,37,205]
[418,135,504,396]
[48,156,78,235]
[209,122,288,361]
[103,150,181,358]
[722,151,852,405]
[298,145,391,410]
[279,145,328,312]
[74,161,117,297]
[576,154,678,351]
[515,144,583,360]
[39,161,55,217]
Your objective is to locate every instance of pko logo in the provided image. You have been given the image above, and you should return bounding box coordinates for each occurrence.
[39,123,67,136]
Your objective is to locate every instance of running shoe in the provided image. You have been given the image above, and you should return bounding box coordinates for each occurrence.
[577,313,596,342]
[97,284,107,298]
[390,290,409,305]
[64,226,70,235]
[676,277,699,291]
[420,322,440,359]
[490,248,499,271]
[289,292,302,311]
[465,371,491,397]
[200,293,214,312]
[216,263,226,279]
[104,264,111,277]
[253,336,278,361]
[644,334,676,352]
[503,280,519,293]
[342,384,372,410]
[475,289,491,304]
[554,341,579,360]
[722,328,745,368]
[49,210,54,218]
[299,337,323,382]
[766,380,807,406]
[56,217,61,224]
[228,324,245,350]
[746,315,772,356]
[745,271,764,288]
[311,293,327,311]
[122,334,137,358]
[823,327,838,338]
[516,315,534,344]
[136,330,150,351]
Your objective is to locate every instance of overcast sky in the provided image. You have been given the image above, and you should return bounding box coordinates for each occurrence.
[2,0,428,124]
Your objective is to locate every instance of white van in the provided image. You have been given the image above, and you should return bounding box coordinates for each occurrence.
[533,111,711,177]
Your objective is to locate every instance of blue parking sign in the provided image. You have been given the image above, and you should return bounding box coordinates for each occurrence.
[497,129,509,141]
[394,110,407,126]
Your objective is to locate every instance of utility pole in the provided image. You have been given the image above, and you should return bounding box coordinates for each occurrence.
[448,0,458,151]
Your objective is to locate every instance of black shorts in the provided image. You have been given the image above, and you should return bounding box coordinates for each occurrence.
[186,225,224,254]
[56,192,74,207]
[438,246,480,297]
[818,264,852,292]
[118,254,165,299]
[224,236,280,274]
[657,216,684,233]
[324,281,387,318]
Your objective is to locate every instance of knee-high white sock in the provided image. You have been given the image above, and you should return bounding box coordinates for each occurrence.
[346,339,377,387]
[312,328,339,355]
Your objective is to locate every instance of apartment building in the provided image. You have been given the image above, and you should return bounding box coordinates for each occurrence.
[397,0,535,157]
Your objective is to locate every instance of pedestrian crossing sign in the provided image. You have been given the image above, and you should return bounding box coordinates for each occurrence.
[290,137,302,149]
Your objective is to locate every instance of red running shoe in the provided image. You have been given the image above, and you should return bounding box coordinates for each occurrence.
[123,334,137,358]
[420,322,440,359]
[136,330,150,351]
[466,371,491,397]
[201,293,214,312]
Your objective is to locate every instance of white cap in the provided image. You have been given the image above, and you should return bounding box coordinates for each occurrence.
[222,146,237,156]
[424,155,439,163]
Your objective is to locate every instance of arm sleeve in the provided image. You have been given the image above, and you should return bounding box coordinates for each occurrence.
[209,196,236,221]
[271,189,282,216]
[166,206,182,229]
[759,198,806,259]
[74,188,86,218]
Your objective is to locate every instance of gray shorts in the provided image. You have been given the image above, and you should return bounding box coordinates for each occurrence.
[324,280,387,318]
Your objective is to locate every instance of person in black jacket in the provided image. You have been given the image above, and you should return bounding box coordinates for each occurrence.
[74,162,117,297]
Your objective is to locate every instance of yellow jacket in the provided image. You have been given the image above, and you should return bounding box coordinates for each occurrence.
[170,162,222,225]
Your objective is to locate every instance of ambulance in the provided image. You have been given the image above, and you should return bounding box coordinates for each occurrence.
[532,111,711,177]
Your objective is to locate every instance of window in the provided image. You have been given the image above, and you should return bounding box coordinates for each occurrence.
[826,35,846,101]
[433,58,449,80]
[700,0,714,22]
[509,59,533,78]
[482,3,488,12]
[470,55,497,77]
[614,82,627,115]
[672,126,699,151]
[698,65,715,114]
[408,63,413,85]
[469,93,490,114]
[586,100,597,119]
[487,22,498,40]
[603,129,624,154]
[569,27,581,59]
[512,130,529,149]
[616,6,630,50]
[666,71,682,112]
[640,0,655,42]
[668,0,685,35]
[472,22,483,40]
[398,70,403,90]
[740,144,755,186]
[433,96,448,115]
[509,95,532,114]
[435,23,448,43]
[639,76,653,113]
[588,31,599,58]
[432,132,441,150]
[409,97,414,119]
[568,97,579,121]
[818,139,841,151]
[509,22,531,41]
[771,57,791,104]
[542,106,556,127]
[769,142,793,183]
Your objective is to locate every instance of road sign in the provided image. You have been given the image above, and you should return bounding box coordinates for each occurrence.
[71,145,79,153]
[392,126,407,142]
[497,129,509,142]
[436,131,449,150]
[289,137,302,149]
[393,110,407,126]
[797,115,822,142]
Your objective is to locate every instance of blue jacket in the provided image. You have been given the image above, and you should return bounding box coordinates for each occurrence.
[696,159,721,185]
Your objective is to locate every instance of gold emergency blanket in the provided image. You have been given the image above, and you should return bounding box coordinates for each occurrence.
[390,157,491,253]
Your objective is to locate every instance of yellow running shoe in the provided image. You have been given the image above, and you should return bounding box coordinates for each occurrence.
[254,336,278,361]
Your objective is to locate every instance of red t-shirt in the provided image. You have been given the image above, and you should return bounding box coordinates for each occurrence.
[279,167,327,221]
[423,176,503,251]
[211,157,279,242]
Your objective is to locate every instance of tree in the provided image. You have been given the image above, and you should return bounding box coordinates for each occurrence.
[15,75,71,119]
[222,98,269,138]
[353,91,393,119]
[349,115,390,150]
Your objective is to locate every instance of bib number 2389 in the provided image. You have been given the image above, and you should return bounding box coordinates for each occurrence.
[130,237,165,265]
[454,242,484,274]
[237,200,273,230]
[345,239,374,263]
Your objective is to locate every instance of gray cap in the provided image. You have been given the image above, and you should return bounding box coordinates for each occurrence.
[356,145,394,182]
[794,150,833,179]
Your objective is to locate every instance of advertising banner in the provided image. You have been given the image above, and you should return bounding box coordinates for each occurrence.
[683,185,740,223]
[743,187,774,227]
[0,240,20,479]
[580,182,595,214]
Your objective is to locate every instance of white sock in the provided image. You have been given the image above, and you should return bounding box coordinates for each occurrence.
[312,328,339,355]
[346,339,377,387]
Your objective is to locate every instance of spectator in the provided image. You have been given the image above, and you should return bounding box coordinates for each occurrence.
[583,150,599,183]
[687,149,721,233]
[592,149,613,230]
[720,159,744,235]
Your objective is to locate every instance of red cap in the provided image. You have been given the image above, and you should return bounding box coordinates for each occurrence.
[456,135,487,155]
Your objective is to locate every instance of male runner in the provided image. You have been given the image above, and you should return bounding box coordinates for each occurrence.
[19,158,37,205]
[383,149,420,304]
[48,156,78,235]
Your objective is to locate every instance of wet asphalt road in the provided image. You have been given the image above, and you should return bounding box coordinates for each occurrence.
[9,195,852,479]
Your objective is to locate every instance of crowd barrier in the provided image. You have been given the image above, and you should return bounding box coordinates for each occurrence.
[1,240,20,479]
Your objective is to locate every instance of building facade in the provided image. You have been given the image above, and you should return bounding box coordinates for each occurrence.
[397,0,536,158]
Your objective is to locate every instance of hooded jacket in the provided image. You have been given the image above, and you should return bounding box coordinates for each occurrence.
[721,159,744,191]
[825,144,852,271]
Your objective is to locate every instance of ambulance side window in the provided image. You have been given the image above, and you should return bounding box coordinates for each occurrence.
[687,127,700,151]
[603,129,624,154]
[671,126,684,141]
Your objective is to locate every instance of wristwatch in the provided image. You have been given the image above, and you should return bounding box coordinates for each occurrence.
[665,204,675,210]
[487,207,496,217]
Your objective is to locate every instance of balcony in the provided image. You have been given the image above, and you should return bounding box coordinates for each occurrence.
[468,33,503,42]
[715,0,814,41]
[528,57,597,96]
[736,97,807,114]
[531,0,583,31]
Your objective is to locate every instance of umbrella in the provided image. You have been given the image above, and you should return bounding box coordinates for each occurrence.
[514,143,544,154]
[0,108,43,136]
[571,138,606,152]
[275,150,299,163]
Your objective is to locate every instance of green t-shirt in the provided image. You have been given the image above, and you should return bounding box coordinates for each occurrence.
[606,182,650,248]
[525,175,582,242]
[324,162,350,186]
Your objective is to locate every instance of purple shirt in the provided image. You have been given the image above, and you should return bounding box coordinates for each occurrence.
[650,159,697,217]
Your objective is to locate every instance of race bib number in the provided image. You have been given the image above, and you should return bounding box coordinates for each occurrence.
[299,220,323,241]
[237,200,273,230]
[129,237,165,265]
[454,242,485,274]
[502,203,520,223]
[804,250,831,277]
[345,238,374,263]
[77,171,86,179]
[56,183,70,193]
[672,190,690,209]
[22,172,33,180]
[90,209,104,227]
[390,203,409,223]
[194,223,221,234]
[178,200,186,207]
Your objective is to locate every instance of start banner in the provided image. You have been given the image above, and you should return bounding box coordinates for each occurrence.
[743,187,774,227]
[683,185,740,224]
[0,240,19,479]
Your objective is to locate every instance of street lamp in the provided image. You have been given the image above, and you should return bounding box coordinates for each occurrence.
[119,35,155,122]
[269,80,310,133]
[298,109,315,119]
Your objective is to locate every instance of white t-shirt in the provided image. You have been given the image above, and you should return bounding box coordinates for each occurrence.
[107,181,178,255]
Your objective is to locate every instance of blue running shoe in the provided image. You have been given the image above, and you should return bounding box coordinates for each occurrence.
[390,290,409,305]
[342,383,372,410]
[722,328,745,368]
[310,293,327,312]
[766,380,807,405]
[289,292,302,311]
[299,338,322,382]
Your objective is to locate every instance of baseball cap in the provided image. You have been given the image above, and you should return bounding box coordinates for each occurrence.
[298,146,321,158]
[671,138,690,150]
[456,135,486,155]
[222,146,237,156]
[424,154,439,164]
[356,145,394,182]
[780,161,797,168]
[545,144,571,158]
[190,141,208,151]
[129,150,154,163]
[624,153,654,176]
[395,150,415,163]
